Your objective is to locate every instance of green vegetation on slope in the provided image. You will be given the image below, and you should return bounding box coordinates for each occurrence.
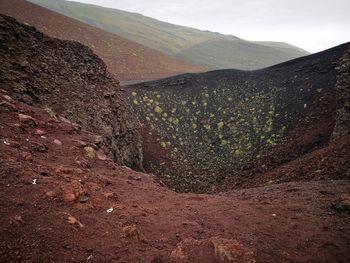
[0,0,204,81]
[125,42,350,192]
[28,0,309,70]
[127,78,288,192]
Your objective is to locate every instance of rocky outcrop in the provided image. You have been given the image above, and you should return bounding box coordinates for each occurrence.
[0,15,143,170]
[332,48,350,139]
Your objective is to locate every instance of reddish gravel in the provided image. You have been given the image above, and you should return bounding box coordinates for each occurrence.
[1,89,350,263]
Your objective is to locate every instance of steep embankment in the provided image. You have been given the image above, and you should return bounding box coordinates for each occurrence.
[1,78,350,263]
[27,0,309,70]
[228,48,350,189]
[127,43,350,192]
[0,0,205,81]
[0,15,143,170]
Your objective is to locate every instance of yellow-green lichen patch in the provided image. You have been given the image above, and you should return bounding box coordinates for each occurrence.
[126,79,288,193]
[154,106,163,114]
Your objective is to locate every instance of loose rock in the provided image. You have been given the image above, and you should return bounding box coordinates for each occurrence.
[18,113,37,128]
[53,139,62,146]
[67,215,84,228]
[96,150,108,161]
[21,152,33,162]
[0,101,17,112]
[35,129,46,136]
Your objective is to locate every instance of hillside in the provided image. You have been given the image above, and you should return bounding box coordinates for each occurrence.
[27,0,310,70]
[0,17,349,260]
[126,43,350,193]
[0,0,205,81]
[0,14,143,170]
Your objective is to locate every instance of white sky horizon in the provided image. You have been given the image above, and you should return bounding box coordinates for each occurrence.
[67,0,350,53]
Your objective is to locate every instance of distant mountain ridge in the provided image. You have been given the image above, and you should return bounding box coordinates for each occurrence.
[0,0,205,81]
[28,0,310,70]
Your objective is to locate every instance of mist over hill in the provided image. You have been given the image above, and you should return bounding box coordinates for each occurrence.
[28,0,309,70]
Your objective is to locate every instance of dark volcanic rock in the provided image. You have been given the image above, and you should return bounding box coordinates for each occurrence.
[0,15,143,170]
[332,49,350,139]
[126,43,350,192]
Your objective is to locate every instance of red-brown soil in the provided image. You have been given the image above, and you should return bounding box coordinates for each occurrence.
[1,85,350,263]
[0,8,349,263]
[0,0,206,81]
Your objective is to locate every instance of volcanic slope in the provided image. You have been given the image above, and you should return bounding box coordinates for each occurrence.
[0,12,349,263]
[126,43,350,193]
[1,60,350,263]
[0,14,143,170]
[0,0,205,81]
[27,0,309,70]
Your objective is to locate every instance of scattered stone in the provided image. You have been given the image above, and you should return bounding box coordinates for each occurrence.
[32,179,37,185]
[21,152,33,162]
[106,207,113,213]
[74,140,87,148]
[34,129,46,136]
[59,116,72,124]
[79,194,89,204]
[94,135,103,145]
[122,225,140,240]
[62,192,76,203]
[18,113,37,128]
[67,215,84,228]
[103,193,115,198]
[96,150,108,161]
[0,101,17,112]
[31,142,48,153]
[2,94,12,101]
[53,139,62,146]
[46,191,57,198]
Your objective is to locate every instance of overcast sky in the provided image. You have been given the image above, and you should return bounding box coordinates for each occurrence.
[69,0,350,53]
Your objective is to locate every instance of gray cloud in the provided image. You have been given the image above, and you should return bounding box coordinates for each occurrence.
[69,0,350,52]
